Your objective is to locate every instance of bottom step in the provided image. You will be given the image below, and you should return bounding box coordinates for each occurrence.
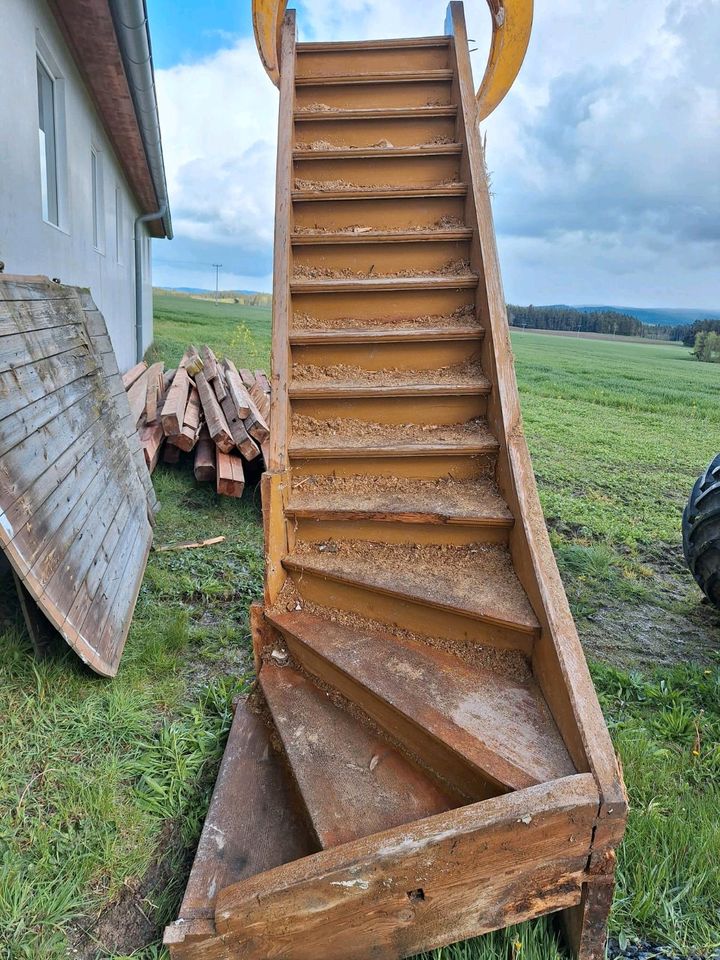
[260,662,459,848]
[169,702,316,930]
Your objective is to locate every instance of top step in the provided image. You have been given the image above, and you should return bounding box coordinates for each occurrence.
[296,37,451,80]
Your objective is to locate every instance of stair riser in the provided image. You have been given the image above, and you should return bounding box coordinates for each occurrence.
[296,44,451,78]
[289,452,497,480]
[295,79,452,111]
[279,628,501,801]
[292,339,482,370]
[286,568,536,655]
[293,194,466,230]
[294,154,460,188]
[292,238,470,274]
[289,516,511,547]
[290,394,487,424]
[295,115,456,149]
[292,287,475,322]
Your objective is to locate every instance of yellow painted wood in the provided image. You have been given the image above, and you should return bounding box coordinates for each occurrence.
[252,0,288,86]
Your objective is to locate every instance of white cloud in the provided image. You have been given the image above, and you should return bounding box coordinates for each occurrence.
[154,0,720,306]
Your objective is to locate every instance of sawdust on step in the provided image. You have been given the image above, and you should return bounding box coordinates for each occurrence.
[292,538,536,628]
[293,216,466,236]
[292,359,485,386]
[292,304,479,331]
[295,136,456,151]
[289,473,511,520]
[293,259,474,280]
[294,177,460,192]
[291,414,494,446]
[270,578,531,683]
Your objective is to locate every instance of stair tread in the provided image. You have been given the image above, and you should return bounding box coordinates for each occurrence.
[290,379,490,398]
[289,324,484,344]
[297,37,450,53]
[268,611,575,791]
[295,105,457,121]
[292,184,468,201]
[178,701,315,921]
[284,539,539,633]
[296,69,453,86]
[287,475,513,525]
[290,275,479,292]
[260,663,458,848]
[294,144,462,160]
[289,417,498,457]
[292,228,473,244]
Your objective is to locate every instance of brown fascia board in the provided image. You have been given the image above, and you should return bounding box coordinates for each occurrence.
[47,0,166,238]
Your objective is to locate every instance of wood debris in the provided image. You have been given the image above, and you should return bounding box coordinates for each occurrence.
[124,344,271,499]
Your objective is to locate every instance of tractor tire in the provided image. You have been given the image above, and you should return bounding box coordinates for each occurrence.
[683,453,720,609]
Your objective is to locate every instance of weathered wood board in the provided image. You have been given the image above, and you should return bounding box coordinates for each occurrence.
[0,276,156,676]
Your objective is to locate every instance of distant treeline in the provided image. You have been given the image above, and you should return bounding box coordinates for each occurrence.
[507,304,694,342]
[681,318,720,347]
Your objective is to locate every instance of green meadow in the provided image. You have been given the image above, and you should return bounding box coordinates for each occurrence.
[0,293,718,959]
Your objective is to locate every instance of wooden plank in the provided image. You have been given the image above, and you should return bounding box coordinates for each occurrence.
[219,391,260,460]
[205,775,597,960]
[216,449,245,497]
[144,361,165,423]
[260,663,458,848]
[184,385,202,431]
[171,702,315,926]
[0,325,88,373]
[140,421,165,472]
[12,569,57,659]
[0,275,76,301]
[196,371,234,452]
[254,370,271,396]
[194,435,217,482]
[201,344,220,382]
[127,368,150,425]
[213,368,227,403]
[0,377,97,457]
[0,347,96,423]
[238,368,256,388]
[221,360,251,418]
[161,366,191,436]
[122,360,147,390]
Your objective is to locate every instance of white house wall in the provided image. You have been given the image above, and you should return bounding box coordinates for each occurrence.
[0,0,154,372]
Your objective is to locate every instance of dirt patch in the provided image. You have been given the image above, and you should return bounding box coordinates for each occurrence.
[69,824,188,959]
[292,304,479,331]
[292,359,485,386]
[579,542,720,669]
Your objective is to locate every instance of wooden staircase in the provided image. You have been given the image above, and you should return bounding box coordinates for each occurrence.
[165,6,626,958]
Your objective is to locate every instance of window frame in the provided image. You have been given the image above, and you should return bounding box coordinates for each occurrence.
[90,144,105,254]
[35,33,68,233]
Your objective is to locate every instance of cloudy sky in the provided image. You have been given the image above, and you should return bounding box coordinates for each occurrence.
[147,0,720,309]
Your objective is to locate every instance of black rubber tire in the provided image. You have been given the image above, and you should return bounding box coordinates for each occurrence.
[683,453,720,609]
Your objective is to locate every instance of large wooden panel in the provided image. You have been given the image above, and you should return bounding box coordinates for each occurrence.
[0,276,155,676]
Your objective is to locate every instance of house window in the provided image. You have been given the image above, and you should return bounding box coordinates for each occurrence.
[91,147,104,252]
[37,58,59,225]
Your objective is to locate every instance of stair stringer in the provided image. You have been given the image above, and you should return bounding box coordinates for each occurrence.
[445,1,626,835]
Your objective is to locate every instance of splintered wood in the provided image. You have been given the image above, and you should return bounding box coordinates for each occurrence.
[125,343,271,499]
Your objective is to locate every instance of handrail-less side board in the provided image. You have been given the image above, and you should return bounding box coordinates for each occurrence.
[253,0,533,119]
[0,276,155,676]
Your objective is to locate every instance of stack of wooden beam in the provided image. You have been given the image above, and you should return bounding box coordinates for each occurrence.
[122,345,271,498]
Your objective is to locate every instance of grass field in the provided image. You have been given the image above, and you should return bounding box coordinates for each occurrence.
[0,292,718,959]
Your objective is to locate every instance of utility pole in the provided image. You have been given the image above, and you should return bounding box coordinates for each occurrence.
[213,263,222,304]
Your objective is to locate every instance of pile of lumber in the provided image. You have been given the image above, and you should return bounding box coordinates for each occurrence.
[122,345,271,498]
